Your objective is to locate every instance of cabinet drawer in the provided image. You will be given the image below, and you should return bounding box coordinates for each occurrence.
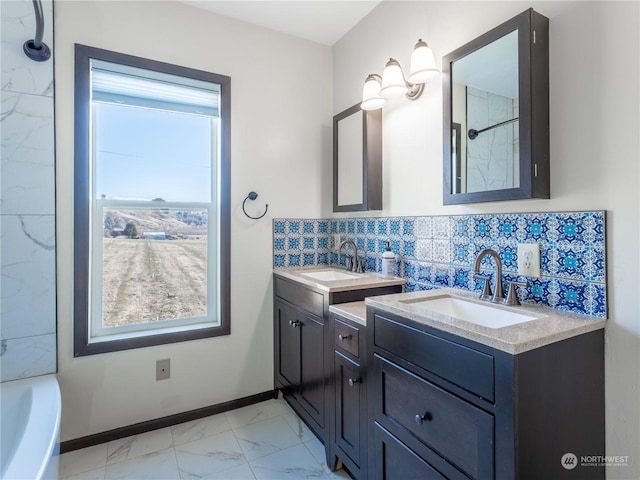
[373,423,448,480]
[334,319,359,357]
[374,313,494,401]
[275,276,324,318]
[374,355,494,480]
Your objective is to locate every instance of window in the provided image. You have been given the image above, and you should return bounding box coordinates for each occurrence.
[74,45,230,356]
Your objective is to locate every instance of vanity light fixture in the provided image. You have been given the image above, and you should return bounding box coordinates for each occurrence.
[361,39,439,110]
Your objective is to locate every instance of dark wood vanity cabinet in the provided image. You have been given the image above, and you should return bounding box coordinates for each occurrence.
[331,315,368,479]
[275,300,326,427]
[273,274,402,467]
[367,308,605,480]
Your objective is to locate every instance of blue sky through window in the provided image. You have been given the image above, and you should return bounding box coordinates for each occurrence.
[95,103,213,203]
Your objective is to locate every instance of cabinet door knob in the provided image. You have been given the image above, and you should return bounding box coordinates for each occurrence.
[415,412,433,425]
[338,334,352,341]
[289,319,300,328]
[348,377,360,387]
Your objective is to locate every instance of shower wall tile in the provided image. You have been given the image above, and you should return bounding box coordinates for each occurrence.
[1,91,56,214]
[274,211,607,318]
[0,334,57,382]
[1,0,56,382]
[0,0,54,97]
[1,215,56,339]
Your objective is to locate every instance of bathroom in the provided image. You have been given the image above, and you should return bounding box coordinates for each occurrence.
[0,0,638,479]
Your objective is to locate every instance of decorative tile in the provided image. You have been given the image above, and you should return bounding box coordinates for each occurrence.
[415,216,432,238]
[500,245,518,272]
[432,266,451,287]
[432,216,451,239]
[401,217,415,236]
[273,220,286,234]
[452,242,473,266]
[389,218,402,235]
[415,238,432,262]
[432,239,451,264]
[273,210,606,317]
[452,268,472,290]
[376,219,389,236]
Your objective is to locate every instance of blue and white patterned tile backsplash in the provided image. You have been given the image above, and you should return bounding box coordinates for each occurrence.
[273,211,607,318]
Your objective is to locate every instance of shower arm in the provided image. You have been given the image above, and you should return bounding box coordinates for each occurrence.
[24,0,51,62]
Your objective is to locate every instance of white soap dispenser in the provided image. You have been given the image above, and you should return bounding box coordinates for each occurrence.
[381,242,395,278]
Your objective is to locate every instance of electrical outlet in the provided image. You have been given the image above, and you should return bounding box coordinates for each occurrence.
[156,358,170,381]
[517,243,540,278]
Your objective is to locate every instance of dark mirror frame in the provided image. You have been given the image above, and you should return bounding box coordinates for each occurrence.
[442,8,549,205]
[333,103,382,212]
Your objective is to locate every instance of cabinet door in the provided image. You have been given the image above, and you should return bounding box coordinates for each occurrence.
[299,313,325,426]
[373,424,447,480]
[275,301,301,390]
[335,351,361,466]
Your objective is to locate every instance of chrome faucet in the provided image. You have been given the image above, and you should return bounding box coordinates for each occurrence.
[473,248,527,305]
[339,239,363,273]
[473,248,504,303]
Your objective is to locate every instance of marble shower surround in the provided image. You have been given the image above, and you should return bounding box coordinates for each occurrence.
[1,0,57,382]
[273,211,607,318]
[466,86,518,192]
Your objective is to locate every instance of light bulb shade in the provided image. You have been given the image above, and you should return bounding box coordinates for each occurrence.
[408,39,439,84]
[361,74,385,110]
[380,58,408,97]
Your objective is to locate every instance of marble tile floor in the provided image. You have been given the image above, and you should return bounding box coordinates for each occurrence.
[59,398,352,480]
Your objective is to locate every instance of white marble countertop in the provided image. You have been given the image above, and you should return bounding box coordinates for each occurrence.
[329,301,366,327]
[274,266,405,293]
[365,288,606,354]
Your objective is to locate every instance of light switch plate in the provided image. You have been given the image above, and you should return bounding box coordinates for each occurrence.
[517,243,540,278]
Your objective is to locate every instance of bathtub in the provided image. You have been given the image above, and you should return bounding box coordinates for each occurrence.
[1,375,61,480]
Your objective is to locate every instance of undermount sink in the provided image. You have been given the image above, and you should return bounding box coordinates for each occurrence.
[402,295,539,329]
[300,269,360,282]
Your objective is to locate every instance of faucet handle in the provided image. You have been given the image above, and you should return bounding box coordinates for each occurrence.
[345,256,353,271]
[504,280,527,306]
[473,274,492,299]
[355,258,364,273]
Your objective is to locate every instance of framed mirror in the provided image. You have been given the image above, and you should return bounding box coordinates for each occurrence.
[443,8,549,204]
[333,103,382,212]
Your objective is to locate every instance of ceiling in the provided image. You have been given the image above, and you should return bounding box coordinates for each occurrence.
[181,1,381,46]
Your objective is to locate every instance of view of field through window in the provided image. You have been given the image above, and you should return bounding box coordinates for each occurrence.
[101,208,208,327]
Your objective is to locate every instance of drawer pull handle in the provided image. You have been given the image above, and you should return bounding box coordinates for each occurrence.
[338,334,352,341]
[415,412,433,425]
[289,319,300,328]
[348,377,360,387]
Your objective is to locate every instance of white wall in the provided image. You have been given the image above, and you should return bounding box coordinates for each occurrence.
[55,1,332,442]
[332,1,639,477]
